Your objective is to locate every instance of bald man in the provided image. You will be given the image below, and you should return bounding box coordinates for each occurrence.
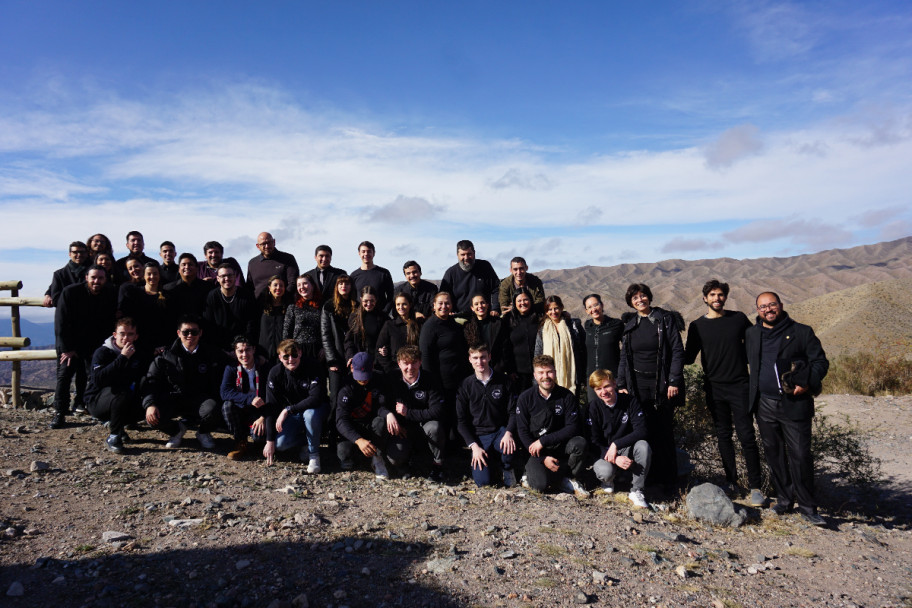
[246,231,299,299]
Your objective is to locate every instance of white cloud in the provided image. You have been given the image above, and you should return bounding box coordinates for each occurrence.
[365,195,444,224]
[704,124,764,169]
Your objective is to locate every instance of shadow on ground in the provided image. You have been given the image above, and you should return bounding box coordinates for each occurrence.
[0,537,467,607]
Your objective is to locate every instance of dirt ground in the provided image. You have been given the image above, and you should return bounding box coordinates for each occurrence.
[1,394,910,608]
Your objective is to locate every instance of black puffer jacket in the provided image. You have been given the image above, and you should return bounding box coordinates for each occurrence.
[616,307,685,404]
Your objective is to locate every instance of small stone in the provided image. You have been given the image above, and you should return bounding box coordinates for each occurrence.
[52,576,65,584]
[30,461,49,472]
[292,593,309,608]
[361,567,371,576]
[167,518,203,527]
[592,570,608,584]
[499,550,517,559]
[747,566,758,574]
[236,559,250,570]
[675,565,690,578]
[6,581,24,597]
[575,592,590,604]
[425,556,457,574]
[5,469,25,477]
[102,531,133,543]
[754,554,767,563]
[333,589,347,599]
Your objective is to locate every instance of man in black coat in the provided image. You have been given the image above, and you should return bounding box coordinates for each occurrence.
[51,265,117,428]
[746,292,829,526]
[304,244,345,304]
[440,239,500,317]
[43,241,89,307]
[394,260,438,319]
[113,231,155,284]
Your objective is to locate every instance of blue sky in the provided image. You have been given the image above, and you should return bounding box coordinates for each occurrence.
[2,1,911,321]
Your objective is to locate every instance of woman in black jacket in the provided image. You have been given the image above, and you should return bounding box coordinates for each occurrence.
[377,292,422,374]
[344,285,386,366]
[118,262,171,354]
[463,293,507,373]
[257,275,294,367]
[419,291,470,433]
[320,274,355,407]
[503,287,539,391]
[617,283,685,489]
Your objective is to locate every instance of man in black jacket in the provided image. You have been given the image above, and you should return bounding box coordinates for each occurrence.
[394,261,437,319]
[440,239,500,316]
[305,245,344,304]
[164,253,215,326]
[247,231,299,299]
[382,345,447,480]
[335,352,392,478]
[746,292,829,526]
[43,241,89,307]
[456,344,518,488]
[113,231,155,284]
[143,316,227,450]
[350,241,395,314]
[51,265,117,428]
[515,355,588,497]
[587,370,650,507]
[684,279,764,505]
[204,264,257,351]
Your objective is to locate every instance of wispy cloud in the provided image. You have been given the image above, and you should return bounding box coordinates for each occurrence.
[660,237,721,254]
[722,218,854,249]
[704,124,764,169]
[365,195,445,224]
[489,168,554,191]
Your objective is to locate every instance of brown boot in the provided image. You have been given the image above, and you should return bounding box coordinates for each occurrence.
[227,439,249,461]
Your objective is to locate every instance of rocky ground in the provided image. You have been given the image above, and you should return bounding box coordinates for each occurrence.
[1,395,910,608]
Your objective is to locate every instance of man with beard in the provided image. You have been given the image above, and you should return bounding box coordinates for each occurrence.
[685,279,764,506]
[746,292,828,526]
[113,231,155,284]
[440,239,500,317]
[43,241,90,307]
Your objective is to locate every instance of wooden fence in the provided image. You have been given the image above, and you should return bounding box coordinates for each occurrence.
[0,281,56,407]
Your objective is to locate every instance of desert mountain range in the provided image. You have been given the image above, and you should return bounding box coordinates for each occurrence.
[538,235,912,358]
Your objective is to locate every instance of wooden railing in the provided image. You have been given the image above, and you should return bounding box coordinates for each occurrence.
[1,281,56,407]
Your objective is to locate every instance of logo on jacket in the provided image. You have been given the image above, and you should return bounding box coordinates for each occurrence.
[621,413,629,424]
[198,364,207,373]
[491,389,502,399]
[415,390,426,400]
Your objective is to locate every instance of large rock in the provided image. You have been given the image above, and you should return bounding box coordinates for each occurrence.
[685,483,745,527]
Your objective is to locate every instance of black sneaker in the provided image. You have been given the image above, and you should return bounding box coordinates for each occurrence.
[771,501,792,515]
[428,466,446,483]
[49,412,66,429]
[801,512,826,527]
[73,403,88,415]
[120,431,131,444]
[105,434,124,454]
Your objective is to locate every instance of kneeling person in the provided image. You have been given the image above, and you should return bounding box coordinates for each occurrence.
[383,345,447,481]
[267,340,328,472]
[515,355,588,496]
[456,343,518,487]
[335,353,391,478]
[85,317,151,454]
[587,370,651,508]
[143,316,227,449]
[220,336,277,463]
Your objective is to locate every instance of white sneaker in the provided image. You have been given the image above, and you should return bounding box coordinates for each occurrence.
[597,481,614,494]
[371,455,389,480]
[196,432,215,449]
[165,421,187,448]
[502,469,516,488]
[629,489,649,509]
[520,474,530,489]
[307,455,321,474]
[560,477,590,499]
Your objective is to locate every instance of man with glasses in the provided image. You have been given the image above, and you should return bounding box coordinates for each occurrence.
[43,241,90,307]
[746,292,829,526]
[143,316,228,450]
[204,264,257,351]
[247,231,299,299]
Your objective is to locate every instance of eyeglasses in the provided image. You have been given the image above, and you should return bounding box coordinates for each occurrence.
[757,302,780,312]
[180,328,201,337]
[280,353,300,360]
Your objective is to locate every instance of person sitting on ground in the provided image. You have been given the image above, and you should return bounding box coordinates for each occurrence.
[515,355,589,497]
[587,369,651,508]
[335,352,392,479]
[381,345,447,481]
[268,339,328,472]
[456,343,518,488]
[142,316,228,450]
[220,335,276,463]
[85,317,151,455]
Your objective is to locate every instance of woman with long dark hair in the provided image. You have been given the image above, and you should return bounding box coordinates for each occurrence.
[321,274,356,405]
[118,262,171,354]
[283,273,323,361]
[258,275,294,367]
[533,295,585,398]
[86,233,114,262]
[617,283,685,490]
[376,292,422,374]
[463,293,507,373]
[419,291,470,433]
[503,287,539,391]
[344,285,386,366]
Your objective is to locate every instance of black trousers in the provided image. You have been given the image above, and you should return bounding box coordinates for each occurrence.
[337,416,387,470]
[524,435,587,492]
[148,396,220,436]
[54,353,89,413]
[705,381,764,489]
[88,387,143,435]
[636,374,679,486]
[756,395,816,514]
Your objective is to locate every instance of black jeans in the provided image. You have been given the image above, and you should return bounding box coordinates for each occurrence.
[524,435,587,492]
[636,373,679,486]
[705,381,763,489]
[88,387,143,435]
[54,353,89,413]
[337,416,387,470]
[148,396,220,436]
[756,395,815,514]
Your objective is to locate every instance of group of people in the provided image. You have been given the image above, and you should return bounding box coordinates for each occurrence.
[44,231,829,523]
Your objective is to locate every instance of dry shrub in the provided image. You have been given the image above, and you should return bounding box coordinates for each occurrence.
[822,349,912,396]
[678,364,882,490]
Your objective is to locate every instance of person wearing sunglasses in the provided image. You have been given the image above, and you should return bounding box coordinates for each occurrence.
[43,241,91,308]
[142,315,228,450]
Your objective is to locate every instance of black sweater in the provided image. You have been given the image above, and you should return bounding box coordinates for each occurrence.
[418,315,470,390]
[381,372,445,424]
[456,370,517,446]
[587,393,647,458]
[335,377,388,442]
[514,385,581,451]
[684,311,751,384]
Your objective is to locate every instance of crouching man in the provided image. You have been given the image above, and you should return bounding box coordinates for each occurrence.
[515,355,588,497]
[381,345,447,481]
[220,335,276,462]
[85,317,150,454]
[587,370,651,508]
[335,353,392,479]
[143,316,227,449]
[456,343,518,488]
